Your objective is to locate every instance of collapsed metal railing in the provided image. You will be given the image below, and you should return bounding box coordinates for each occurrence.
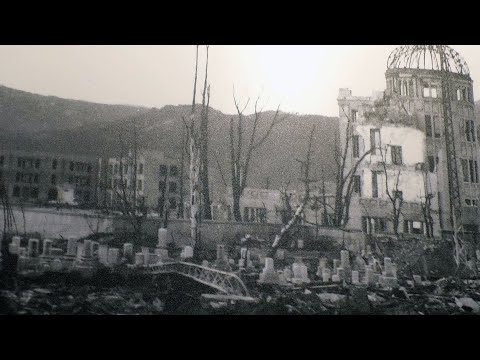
[144,261,251,298]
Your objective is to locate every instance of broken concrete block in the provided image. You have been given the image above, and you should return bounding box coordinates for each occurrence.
[332,274,341,283]
[455,297,480,313]
[384,257,393,277]
[380,275,398,288]
[413,275,422,286]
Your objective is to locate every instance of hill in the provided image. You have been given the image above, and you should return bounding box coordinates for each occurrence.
[0,85,339,193]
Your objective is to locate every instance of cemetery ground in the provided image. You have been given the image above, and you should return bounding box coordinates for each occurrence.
[2,249,480,315]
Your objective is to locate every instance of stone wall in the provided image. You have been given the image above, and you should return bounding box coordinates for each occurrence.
[0,206,114,239]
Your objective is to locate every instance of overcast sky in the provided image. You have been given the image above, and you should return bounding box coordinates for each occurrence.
[0,45,478,117]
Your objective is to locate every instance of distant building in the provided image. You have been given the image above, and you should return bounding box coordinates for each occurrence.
[217,185,336,225]
[0,149,99,207]
[97,151,146,210]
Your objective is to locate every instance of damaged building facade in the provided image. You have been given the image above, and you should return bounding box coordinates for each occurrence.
[0,149,99,207]
[338,45,480,240]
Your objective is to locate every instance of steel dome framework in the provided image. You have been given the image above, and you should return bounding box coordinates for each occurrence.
[387,45,470,77]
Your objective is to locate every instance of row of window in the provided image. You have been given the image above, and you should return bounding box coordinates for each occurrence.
[158,197,179,216]
[15,172,39,184]
[12,186,39,199]
[17,157,41,169]
[109,163,144,175]
[390,78,473,102]
[68,175,91,187]
[243,207,267,223]
[69,161,92,173]
[362,217,425,235]
[159,181,178,193]
[461,159,479,183]
[110,178,143,191]
[159,165,179,177]
[353,132,404,165]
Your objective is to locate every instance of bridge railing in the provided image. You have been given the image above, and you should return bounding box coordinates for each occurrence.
[144,261,251,298]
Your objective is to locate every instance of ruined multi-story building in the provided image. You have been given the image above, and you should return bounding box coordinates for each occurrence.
[338,45,479,239]
[0,149,99,206]
[97,151,146,210]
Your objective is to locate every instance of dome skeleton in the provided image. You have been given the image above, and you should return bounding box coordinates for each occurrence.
[387,45,470,76]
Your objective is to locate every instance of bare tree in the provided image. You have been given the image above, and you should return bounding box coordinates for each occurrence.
[199,46,212,220]
[114,121,147,244]
[269,126,316,257]
[378,144,404,237]
[227,94,287,222]
[327,107,374,229]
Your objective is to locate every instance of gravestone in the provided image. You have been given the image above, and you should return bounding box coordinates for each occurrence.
[284,267,293,281]
[291,257,310,284]
[76,243,84,260]
[142,247,150,265]
[383,257,393,277]
[67,238,77,256]
[297,239,304,249]
[12,236,21,248]
[8,243,19,255]
[28,239,40,258]
[365,265,375,285]
[50,248,64,256]
[108,248,120,265]
[135,253,144,266]
[98,245,109,265]
[157,228,168,248]
[333,259,340,274]
[42,239,53,256]
[258,257,281,284]
[352,270,360,284]
[51,259,63,271]
[83,240,92,258]
[322,268,331,283]
[184,246,194,259]
[123,243,134,258]
[155,248,169,261]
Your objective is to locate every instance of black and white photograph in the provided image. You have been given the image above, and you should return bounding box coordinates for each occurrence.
[1,44,480,316]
